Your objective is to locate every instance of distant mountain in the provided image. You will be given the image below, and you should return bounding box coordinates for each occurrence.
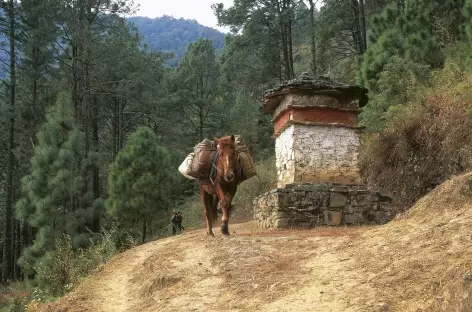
[127,15,226,67]
[0,15,226,79]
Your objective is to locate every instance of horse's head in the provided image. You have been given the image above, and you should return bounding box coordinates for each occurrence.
[215,135,237,183]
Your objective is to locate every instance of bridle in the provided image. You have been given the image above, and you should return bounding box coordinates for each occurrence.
[210,147,241,185]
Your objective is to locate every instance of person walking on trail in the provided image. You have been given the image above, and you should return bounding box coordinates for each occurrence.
[177,211,184,232]
[171,211,179,235]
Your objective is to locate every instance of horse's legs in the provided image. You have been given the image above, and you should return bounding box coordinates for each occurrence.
[200,186,214,236]
[219,195,233,236]
[211,196,219,224]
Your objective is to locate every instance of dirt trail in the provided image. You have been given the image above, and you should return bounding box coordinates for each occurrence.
[40,173,472,312]
[40,224,373,312]
[84,242,156,312]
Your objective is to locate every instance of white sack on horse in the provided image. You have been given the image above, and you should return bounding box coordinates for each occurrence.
[178,153,196,180]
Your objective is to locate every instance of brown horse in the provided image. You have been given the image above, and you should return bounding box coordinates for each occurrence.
[199,135,241,236]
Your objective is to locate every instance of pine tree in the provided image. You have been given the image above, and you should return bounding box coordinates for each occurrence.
[12,2,61,276]
[173,38,220,142]
[16,92,93,277]
[462,0,472,40]
[402,0,466,66]
[360,0,469,91]
[213,0,297,80]
[359,0,410,90]
[106,126,175,244]
[54,0,136,235]
[2,0,18,284]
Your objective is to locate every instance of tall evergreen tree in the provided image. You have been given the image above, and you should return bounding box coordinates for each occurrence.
[173,38,220,142]
[359,4,404,90]
[14,1,62,274]
[2,0,18,284]
[360,0,469,90]
[106,126,175,244]
[54,0,136,233]
[394,0,465,68]
[16,92,92,277]
[214,0,298,80]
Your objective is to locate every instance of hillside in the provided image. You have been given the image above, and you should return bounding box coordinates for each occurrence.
[127,15,226,66]
[0,15,225,76]
[36,173,472,312]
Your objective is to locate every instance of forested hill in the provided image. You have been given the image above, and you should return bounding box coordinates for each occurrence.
[0,15,225,72]
[127,15,225,66]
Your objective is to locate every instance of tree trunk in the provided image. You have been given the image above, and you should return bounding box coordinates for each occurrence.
[452,0,465,41]
[71,5,82,212]
[31,42,39,131]
[112,97,119,159]
[396,0,404,11]
[92,97,100,232]
[350,0,363,55]
[10,219,15,279]
[199,107,204,141]
[14,220,21,280]
[142,220,147,244]
[358,0,367,53]
[278,1,290,80]
[0,242,2,281]
[118,98,124,150]
[309,0,317,76]
[21,220,29,268]
[287,20,294,79]
[83,4,92,216]
[3,0,16,284]
[72,42,80,120]
[84,118,90,189]
[351,29,360,55]
[281,28,290,80]
[278,54,283,82]
[397,0,404,33]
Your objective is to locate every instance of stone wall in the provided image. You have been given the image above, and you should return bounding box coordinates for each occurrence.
[275,124,361,187]
[253,182,393,229]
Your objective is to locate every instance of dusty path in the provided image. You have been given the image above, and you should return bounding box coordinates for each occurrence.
[85,237,181,312]
[40,174,472,312]
[41,224,375,312]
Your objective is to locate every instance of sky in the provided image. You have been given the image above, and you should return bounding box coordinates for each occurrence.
[132,0,235,32]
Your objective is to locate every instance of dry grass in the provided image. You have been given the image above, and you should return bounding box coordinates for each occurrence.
[129,240,187,301]
[342,173,472,311]
[209,238,311,308]
[236,224,363,237]
[36,173,472,312]
[361,65,472,212]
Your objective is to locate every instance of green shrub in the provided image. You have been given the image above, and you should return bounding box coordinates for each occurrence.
[361,49,472,211]
[0,282,31,312]
[31,225,127,297]
[360,55,431,132]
